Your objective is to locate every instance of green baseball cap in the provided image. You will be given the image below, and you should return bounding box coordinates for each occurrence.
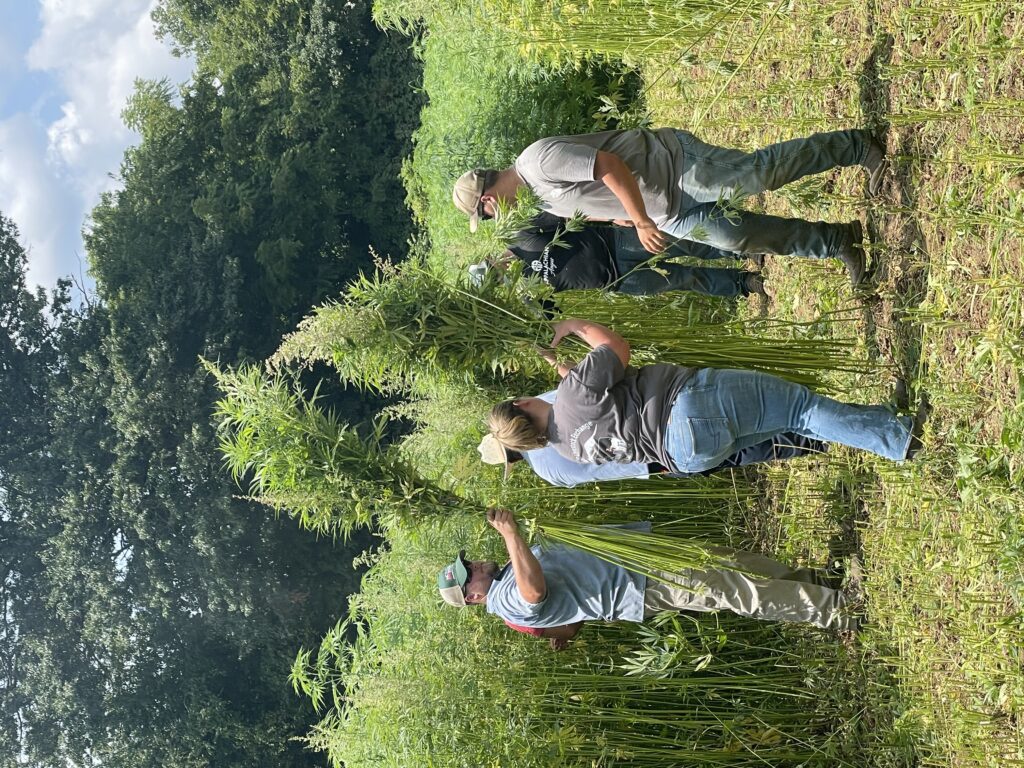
[437,551,470,608]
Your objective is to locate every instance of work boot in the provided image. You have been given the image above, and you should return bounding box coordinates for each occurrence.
[837,220,866,286]
[863,135,887,197]
[741,272,769,298]
[892,377,911,411]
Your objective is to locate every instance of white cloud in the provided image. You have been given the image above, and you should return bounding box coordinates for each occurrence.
[46,102,91,169]
[0,113,85,291]
[1,0,194,292]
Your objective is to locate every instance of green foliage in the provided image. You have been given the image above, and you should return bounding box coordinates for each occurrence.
[273,255,876,403]
[209,363,468,535]
[373,0,762,67]
[532,517,733,582]
[271,257,565,392]
[6,0,424,764]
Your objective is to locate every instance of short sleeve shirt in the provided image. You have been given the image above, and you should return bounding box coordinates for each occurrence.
[548,345,695,471]
[485,535,648,628]
[514,128,686,225]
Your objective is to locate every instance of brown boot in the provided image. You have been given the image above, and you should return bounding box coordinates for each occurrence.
[838,220,866,286]
[741,272,769,298]
[863,136,887,197]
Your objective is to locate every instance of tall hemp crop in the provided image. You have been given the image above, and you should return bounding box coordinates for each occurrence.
[271,258,875,394]
[207,362,467,535]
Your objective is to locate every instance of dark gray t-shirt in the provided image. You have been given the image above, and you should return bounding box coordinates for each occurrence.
[514,128,686,224]
[549,345,695,470]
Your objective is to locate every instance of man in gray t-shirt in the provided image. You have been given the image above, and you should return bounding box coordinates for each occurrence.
[452,126,887,285]
[438,510,856,651]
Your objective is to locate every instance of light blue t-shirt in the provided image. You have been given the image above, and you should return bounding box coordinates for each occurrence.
[485,531,649,628]
[523,391,649,487]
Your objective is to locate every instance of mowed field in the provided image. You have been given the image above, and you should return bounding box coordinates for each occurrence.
[636,3,1023,764]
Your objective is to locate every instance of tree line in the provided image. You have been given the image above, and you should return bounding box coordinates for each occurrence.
[1,1,422,765]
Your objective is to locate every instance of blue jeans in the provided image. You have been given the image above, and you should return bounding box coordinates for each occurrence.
[662,432,828,478]
[659,129,871,259]
[611,227,747,298]
[665,368,911,472]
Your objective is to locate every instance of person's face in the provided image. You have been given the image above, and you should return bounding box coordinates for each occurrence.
[464,560,499,604]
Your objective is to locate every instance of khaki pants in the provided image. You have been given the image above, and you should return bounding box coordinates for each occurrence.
[643,548,855,631]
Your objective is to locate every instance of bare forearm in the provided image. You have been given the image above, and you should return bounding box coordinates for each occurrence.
[552,319,630,367]
[503,530,546,604]
[594,151,650,224]
[593,151,665,253]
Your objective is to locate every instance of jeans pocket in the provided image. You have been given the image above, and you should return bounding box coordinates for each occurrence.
[685,417,734,463]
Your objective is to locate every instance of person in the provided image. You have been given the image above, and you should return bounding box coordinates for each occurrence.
[438,509,857,650]
[486,318,921,476]
[452,127,887,284]
[472,213,766,298]
[478,390,826,487]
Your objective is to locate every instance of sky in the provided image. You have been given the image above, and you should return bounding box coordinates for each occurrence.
[0,0,194,296]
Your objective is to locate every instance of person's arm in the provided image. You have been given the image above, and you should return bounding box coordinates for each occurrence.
[488,509,546,604]
[592,150,666,254]
[539,621,585,650]
[550,318,630,368]
[536,346,573,379]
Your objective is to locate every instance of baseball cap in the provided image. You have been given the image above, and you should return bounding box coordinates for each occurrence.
[452,169,496,232]
[437,551,470,607]
[477,434,511,479]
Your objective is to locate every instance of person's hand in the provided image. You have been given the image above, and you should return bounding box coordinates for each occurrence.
[612,219,634,227]
[487,508,519,539]
[535,345,558,367]
[549,637,570,651]
[635,218,667,254]
[550,319,580,348]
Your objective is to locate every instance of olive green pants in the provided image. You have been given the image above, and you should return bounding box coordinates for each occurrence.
[643,548,855,631]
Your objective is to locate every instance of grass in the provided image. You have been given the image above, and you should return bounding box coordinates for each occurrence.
[633,2,1024,764]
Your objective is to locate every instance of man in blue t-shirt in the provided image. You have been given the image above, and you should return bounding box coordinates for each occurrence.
[437,510,856,651]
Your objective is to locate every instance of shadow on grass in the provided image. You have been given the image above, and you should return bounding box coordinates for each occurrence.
[857,32,932,388]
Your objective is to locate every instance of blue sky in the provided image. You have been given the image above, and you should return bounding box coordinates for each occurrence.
[0,0,194,296]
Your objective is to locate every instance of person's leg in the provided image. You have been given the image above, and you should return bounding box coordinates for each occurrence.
[726,548,835,588]
[665,369,912,472]
[702,433,827,474]
[643,562,854,631]
[616,263,747,297]
[675,128,875,206]
[660,202,860,261]
[612,226,747,297]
